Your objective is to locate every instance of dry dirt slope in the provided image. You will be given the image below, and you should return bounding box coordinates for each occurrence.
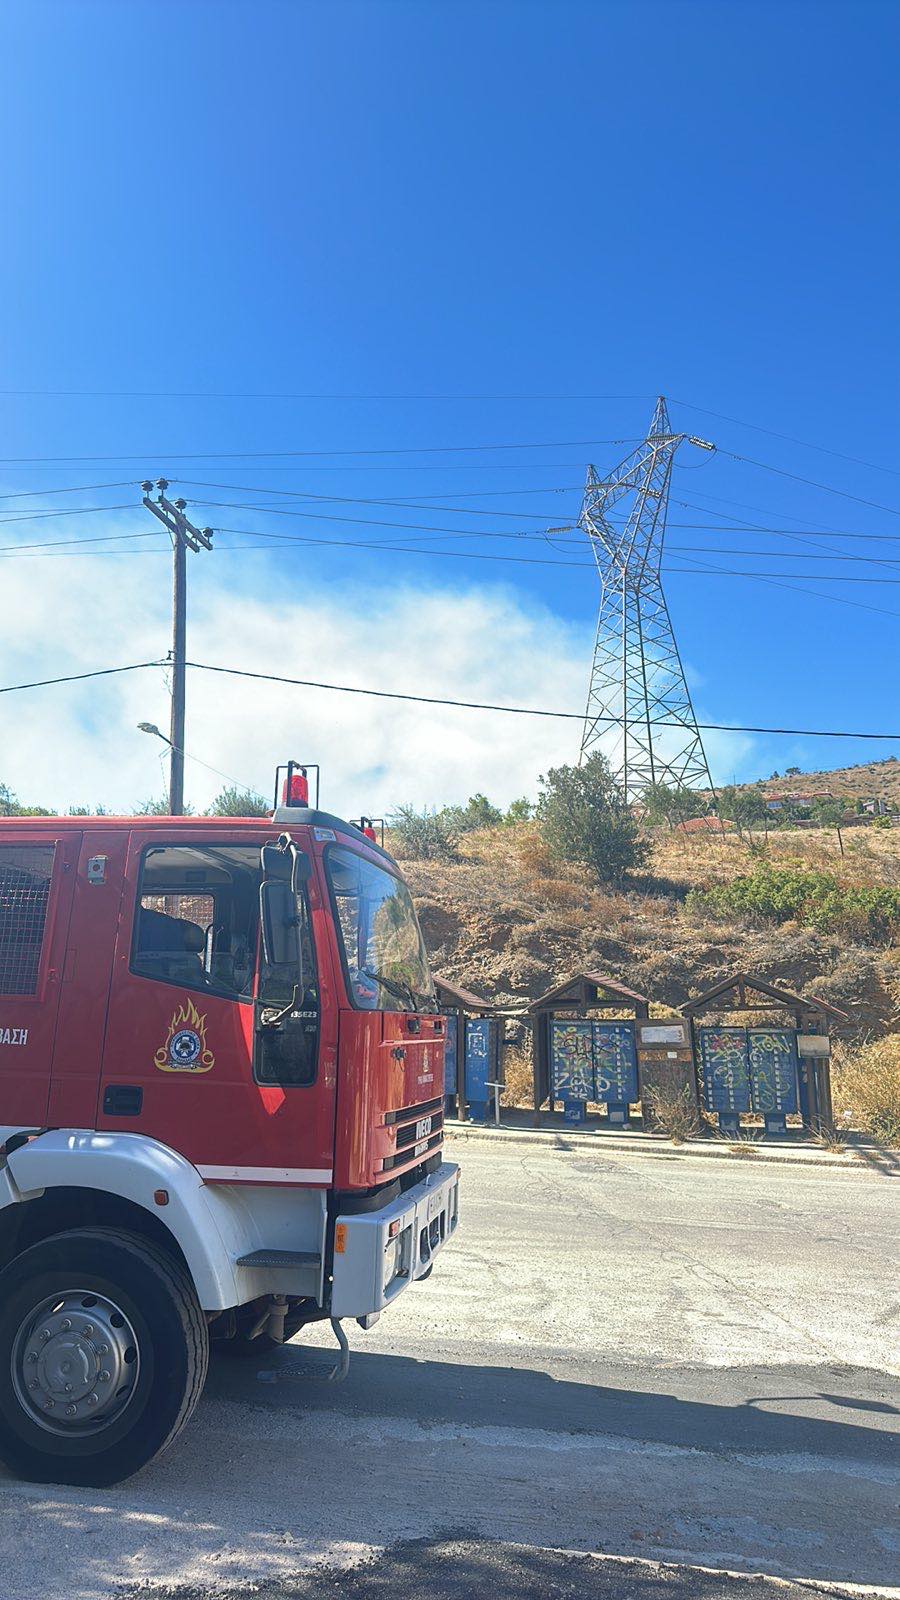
[398,822,900,1039]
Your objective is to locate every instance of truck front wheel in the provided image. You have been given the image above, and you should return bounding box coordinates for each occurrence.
[0,1228,209,1486]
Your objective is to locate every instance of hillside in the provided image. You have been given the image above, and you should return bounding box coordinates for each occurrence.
[398,816,900,1038]
[745,756,900,806]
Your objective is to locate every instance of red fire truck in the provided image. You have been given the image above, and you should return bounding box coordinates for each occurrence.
[0,773,459,1485]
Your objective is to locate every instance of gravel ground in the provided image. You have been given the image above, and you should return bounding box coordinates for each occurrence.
[0,1136,897,1600]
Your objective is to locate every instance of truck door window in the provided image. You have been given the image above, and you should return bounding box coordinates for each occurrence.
[132,844,261,1001]
[0,845,56,996]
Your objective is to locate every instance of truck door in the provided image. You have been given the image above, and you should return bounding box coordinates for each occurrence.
[0,830,80,1129]
[97,829,336,1184]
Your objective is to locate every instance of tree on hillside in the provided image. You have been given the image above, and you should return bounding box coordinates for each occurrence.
[811,796,846,857]
[641,781,704,830]
[717,785,767,841]
[207,785,270,817]
[387,804,459,861]
[442,792,503,833]
[503,797,533,825]
[537,753,646,885]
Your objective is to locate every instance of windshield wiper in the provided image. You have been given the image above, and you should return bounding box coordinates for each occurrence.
[361,966,420,1011]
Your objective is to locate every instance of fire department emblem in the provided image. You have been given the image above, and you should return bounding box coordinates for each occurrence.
[154,999,215,1074]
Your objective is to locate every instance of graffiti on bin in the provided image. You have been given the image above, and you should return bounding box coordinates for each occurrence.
[592,1021,639,1106]
[748,1029,800,1116]
[550,1021,594,1100]
[698,1026,752,1114]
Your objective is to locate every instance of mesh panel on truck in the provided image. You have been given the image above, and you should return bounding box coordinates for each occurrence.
[0,845,55,994]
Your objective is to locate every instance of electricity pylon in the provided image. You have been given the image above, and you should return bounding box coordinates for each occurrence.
[574,397,716,805]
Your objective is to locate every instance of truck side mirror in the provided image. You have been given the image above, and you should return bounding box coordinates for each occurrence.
[292,851,312,891]
[261,841,292,881]
[260,880,300,969]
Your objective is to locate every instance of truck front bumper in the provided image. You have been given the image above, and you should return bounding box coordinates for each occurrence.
[330,1160,460,1318]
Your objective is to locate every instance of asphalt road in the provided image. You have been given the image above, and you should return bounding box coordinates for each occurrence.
[0,1137,897,1600]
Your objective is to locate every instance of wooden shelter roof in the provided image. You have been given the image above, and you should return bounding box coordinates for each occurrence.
[681,970,847,1021]
[528,971,652,1016]
[433,975,501,1014]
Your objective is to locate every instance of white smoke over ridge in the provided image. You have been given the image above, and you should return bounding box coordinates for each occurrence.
[0,533,754,816]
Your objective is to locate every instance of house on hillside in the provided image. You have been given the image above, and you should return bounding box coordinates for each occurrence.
[764,789,833,814]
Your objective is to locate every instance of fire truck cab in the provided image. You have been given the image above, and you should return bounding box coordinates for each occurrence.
[0,786,458,1485]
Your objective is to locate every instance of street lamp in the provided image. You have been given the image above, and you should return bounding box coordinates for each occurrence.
[137,721,172,747]
[137,722,176,813]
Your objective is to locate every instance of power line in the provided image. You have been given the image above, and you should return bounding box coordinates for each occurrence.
[0,529,163,557]
[668,545,900,565]
[0,662,165,695]
[666,564,900,583]
[668,550,900,621]
[0,437,640,466]
[721,450,900,519]
[0,461,604,473]
[184,662,900,741]
[0,503,137,530]
[179,481,578,521]
[3,656,900,743]
[670,398,900,479]
[0,388,651,402]
[2,389,894,483]
[670,522,900,543]
[0,479,139,501]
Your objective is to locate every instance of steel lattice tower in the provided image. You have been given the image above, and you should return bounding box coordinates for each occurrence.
[576,396,716,804]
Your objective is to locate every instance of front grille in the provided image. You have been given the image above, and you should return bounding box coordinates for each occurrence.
[395,1107,444,1150]
[382,1130,444,1172]
[381,1094,445,1173]
[384,1095,442,1127]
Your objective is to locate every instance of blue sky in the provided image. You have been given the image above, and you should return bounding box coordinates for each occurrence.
[0,0,898,813]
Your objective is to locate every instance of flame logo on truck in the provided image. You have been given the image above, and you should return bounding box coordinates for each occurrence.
[154,998,216,1074]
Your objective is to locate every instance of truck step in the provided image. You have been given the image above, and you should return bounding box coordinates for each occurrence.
[236,1249,322,1270]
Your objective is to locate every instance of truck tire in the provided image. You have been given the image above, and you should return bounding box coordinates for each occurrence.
[0,1228,209,1487]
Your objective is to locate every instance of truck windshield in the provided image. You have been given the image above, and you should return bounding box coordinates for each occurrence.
[325,845,434,1012]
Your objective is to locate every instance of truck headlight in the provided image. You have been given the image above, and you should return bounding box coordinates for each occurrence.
[382,1235,401,1290]
[382,1225,411,1291]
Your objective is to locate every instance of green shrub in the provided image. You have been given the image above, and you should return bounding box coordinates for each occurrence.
[537,753,646,886]
[687,864,900,945]
[387,804,460,860]
[208,785,270,817]
[441,792,503,834]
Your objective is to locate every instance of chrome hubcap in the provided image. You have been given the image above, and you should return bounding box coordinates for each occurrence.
[11,1290,140,1435]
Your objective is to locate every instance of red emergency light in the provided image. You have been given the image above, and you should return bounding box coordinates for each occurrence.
[281,767,309,806]
[355,815,385,846]
[273,761,320,811]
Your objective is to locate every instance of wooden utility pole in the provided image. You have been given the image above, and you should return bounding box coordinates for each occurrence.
[140,481,213,814]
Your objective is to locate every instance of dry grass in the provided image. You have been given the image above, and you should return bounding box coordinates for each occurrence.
[644,1085,701,1144]
[502,1043,533,1108]
[650,825,900,894]
[831,1034,900,1146]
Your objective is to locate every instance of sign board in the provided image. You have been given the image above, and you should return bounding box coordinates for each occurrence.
[639,1022,687,1046]
[797,1034,830,1058]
